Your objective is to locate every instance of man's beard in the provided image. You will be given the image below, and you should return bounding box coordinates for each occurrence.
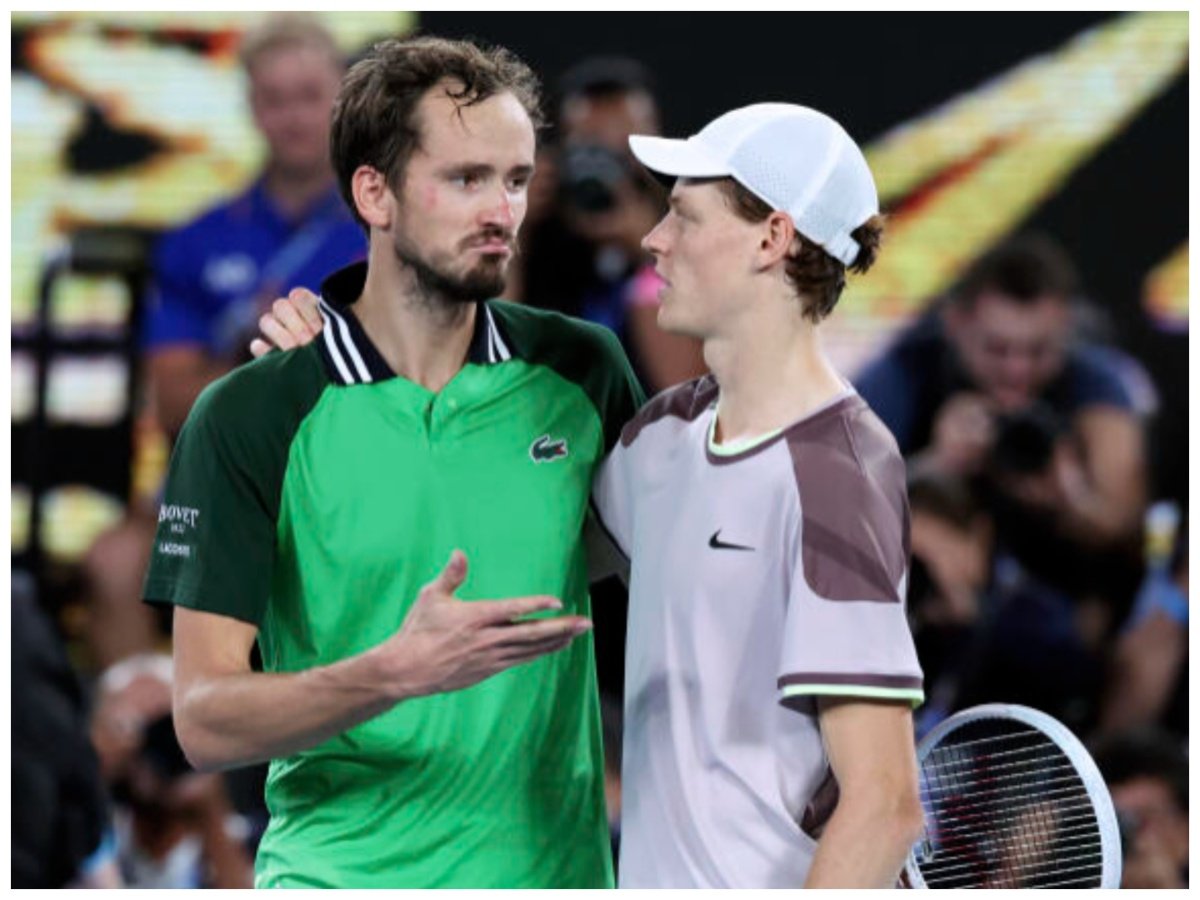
[392,230,510,307]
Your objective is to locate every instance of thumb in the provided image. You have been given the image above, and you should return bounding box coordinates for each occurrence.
[430,549,468,597]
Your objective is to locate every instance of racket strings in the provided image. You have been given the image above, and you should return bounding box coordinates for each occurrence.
[913,721,1105,888]
[922,782,1094,823]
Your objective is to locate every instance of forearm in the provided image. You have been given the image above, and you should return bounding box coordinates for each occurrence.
[175,645,399,772]
[804,795,923,888]
[1057,481,1142,546]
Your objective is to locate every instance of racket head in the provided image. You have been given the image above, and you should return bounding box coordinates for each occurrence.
[905,703,1122,889]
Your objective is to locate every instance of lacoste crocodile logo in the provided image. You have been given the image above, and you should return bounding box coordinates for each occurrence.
[530,434,569,463]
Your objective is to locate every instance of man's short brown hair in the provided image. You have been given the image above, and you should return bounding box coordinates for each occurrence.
[330,35,544,231]
[238,13,341,76]
[718,179,885,322]
[952,232,1079,309]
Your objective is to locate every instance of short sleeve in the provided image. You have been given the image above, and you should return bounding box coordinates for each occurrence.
[777,418,924,710]
[1066,346,1137,413]
[142,370,293,626]
[777,570,924,711]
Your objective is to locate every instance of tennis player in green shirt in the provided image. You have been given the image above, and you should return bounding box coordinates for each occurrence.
[144,36,641,888]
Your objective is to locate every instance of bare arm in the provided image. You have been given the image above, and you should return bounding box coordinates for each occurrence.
[173,551,590,771]
[1058,407,1146,545]
[804,697,925,888]
[1099,608,1186,734]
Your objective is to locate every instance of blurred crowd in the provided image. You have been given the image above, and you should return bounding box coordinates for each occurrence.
[13,15,1187,890]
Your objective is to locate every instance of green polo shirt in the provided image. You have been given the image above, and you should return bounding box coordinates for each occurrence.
[143,262,643,888]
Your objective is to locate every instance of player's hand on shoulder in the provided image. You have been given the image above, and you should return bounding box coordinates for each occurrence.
[248,287,325,358]
[376,550,592,698]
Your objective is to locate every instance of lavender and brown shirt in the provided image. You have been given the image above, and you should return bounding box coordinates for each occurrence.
[592,374,923,888]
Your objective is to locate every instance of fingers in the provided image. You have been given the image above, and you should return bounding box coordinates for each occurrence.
[258,311,303,351]
[288,287,325,333]
[495,632,580,666]
[425,550,469,598]
[473,594,564,624]
[249,337,273,359]
[271,297,320,345]
[489,615,591,649]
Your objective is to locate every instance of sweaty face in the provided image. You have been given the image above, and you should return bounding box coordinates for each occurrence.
[391,86,535,304]
[640,179,763,338]
[947,291,1072,412]
[249,44,342,177]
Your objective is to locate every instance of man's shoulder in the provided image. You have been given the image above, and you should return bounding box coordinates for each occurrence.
[489,300,629,367]
[619,375,717,448]
[784,395,906,500]
[188,344,329,436]
[784,396,909,602]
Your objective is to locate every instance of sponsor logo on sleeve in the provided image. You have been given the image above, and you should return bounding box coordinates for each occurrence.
[157,505,201,560]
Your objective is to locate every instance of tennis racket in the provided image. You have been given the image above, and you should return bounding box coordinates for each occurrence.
[905,703,1122,889]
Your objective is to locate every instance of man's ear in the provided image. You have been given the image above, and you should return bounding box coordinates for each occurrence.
[351,165,394,231]
[756,210,797,271]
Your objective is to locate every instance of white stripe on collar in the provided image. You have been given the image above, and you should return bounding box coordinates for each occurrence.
[319,299,372,384]
[318,306,356,385]
[486,306,512,362]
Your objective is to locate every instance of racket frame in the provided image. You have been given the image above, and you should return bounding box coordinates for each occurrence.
[904,703,1122,889]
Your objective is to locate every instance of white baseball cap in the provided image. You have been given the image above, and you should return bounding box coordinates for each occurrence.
[628,103,878,266]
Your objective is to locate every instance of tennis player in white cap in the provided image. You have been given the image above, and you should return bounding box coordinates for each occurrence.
[251,101,926,889]
[590,103,925,887]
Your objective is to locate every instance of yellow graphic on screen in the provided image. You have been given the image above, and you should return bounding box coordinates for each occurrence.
[842,11,1188,319]
[1143,243,1188,330]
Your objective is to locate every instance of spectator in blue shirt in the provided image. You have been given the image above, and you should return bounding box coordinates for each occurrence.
[855,233,1147,553]
[85,16,363,669]
[144,13,364,437]
[856,234,1151,729]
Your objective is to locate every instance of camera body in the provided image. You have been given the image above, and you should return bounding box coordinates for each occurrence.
[559,142,632,214]
[989,402,1064,476]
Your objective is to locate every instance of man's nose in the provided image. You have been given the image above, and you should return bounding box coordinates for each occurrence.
[642,218,667,255]
[482,186,516,230]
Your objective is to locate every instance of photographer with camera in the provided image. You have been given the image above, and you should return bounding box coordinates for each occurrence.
[89,655,254,888]
[855,234,1149,728]
[518,57,705,392]
[856,233,1146,544]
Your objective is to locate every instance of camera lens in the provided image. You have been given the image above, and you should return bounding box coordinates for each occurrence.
[561,143,628,214]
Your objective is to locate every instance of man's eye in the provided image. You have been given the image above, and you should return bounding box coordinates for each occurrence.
[455,173,481,188]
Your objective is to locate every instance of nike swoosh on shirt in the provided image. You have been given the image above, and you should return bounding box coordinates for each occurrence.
[709,530,754,552]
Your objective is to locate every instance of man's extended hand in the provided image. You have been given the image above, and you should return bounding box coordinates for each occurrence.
[249,287,325,358]
[375,550,592,699]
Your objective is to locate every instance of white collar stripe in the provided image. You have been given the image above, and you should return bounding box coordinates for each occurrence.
[319,299,372,384]
[487,307,511,362]
[318,306,356,385]
[485,309,497,363]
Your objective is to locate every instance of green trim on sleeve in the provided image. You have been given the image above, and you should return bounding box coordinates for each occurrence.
[780,683,925,708]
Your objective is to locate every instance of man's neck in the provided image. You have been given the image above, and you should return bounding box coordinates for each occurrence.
[262,164,336,221]
[705,291,848,444]
[352,241,476,394]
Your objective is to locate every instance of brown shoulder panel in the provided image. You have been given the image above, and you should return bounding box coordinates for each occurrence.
[619,374,719,447]
[786,398,909,603]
